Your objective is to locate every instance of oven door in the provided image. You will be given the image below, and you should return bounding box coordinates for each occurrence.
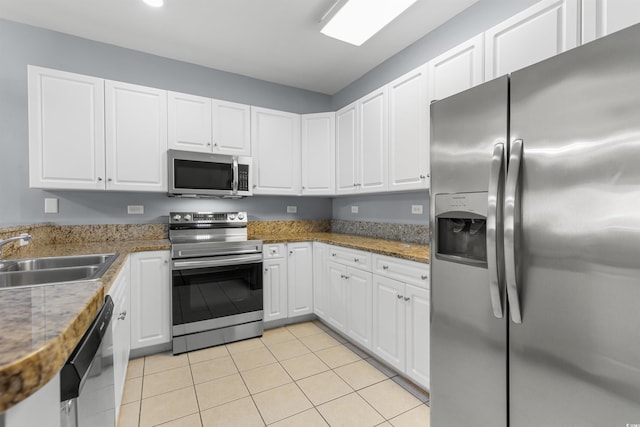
[171,254,263,337]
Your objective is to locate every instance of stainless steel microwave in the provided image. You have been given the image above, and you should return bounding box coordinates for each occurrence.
[168,149,253,198]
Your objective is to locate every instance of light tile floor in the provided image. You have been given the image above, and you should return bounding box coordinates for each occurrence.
[118,320,430,427]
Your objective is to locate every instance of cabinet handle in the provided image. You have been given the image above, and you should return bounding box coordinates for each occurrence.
[419,174,426,179]
[118,310,127,320]
[302,186,306,190]
[332,253,336,257]
[354,258,359,262]
[427,174,430,178]
[382,265,389,270]
[214,143,218,147]
[353,183,357,187]
[107,178,113,182]
[421,275,428,280]
[289,251,293,255]
[397,294,403,300]
[344,275,349,280]
[164,260,169,264]
[207,142,211,146]
[265,268,269,272]
[253,184,257,189]
[97,177,103,182]
[404,297,410,302]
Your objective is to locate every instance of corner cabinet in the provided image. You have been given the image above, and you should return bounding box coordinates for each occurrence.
[28,66,106,190]
[109,258,131,420]
[287,242,314,317]
[301,113,335,195]
[27,66,168,192]
[130,251,171,352]
[168,91,251,156]
[388,65,430,192]
[582,0,640,43]
[251,107,301,195]
[335,101,359,195]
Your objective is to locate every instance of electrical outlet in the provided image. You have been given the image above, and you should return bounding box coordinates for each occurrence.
[127,205,144,215]
[287,206,297,213]
[351,205,359,214]
[411,204,424,215]
[44,198,58,214]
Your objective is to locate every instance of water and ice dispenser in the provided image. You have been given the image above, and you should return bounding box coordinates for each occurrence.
[434,192,488,268]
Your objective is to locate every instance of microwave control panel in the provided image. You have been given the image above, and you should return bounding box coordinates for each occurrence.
[238,164,249,191]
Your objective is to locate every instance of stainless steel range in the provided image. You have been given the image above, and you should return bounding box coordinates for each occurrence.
[169,211,263,354]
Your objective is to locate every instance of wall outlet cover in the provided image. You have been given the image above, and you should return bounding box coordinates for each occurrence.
[351,205,359,214]
[127,205,144,215]
[411,204,424,214]
[287,205,298,213]
[44,198,59,214]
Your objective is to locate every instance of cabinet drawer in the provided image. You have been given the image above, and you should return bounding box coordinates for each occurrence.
[328,246,372,271]
[263,243,286,259]
[373,254,429,289]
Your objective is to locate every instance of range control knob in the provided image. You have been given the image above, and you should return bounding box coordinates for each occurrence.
[229,214,236,220]
[183,214,192,222]
[237,212,245,220]
[172,214,182,221]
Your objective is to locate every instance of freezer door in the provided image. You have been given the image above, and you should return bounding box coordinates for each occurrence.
[509,23,640,426]
[430,76,508,427]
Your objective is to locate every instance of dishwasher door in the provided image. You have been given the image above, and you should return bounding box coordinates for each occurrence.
[61,295,116,427]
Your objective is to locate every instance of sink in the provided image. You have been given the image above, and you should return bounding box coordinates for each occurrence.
[0,253,118,289]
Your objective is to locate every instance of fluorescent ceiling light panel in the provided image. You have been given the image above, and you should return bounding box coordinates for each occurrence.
[321,0,419,46]
[143,0,164,7]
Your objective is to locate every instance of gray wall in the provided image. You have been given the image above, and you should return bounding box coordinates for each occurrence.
[332,192,429,225]
[332,0,540,109]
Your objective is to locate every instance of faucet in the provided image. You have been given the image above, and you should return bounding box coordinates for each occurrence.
[0,233,32,259]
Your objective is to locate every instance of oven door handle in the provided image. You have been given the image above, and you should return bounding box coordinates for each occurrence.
[172,253,263,270]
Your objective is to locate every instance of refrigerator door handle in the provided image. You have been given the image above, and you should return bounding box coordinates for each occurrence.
[505,139,523,324]
[487,142,504,318]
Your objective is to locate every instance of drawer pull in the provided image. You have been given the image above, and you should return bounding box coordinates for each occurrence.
[332,253,337,257]
[397,294,403,300]
[404,297,410,302]
[421,275,428,280]
[354,258,359,262]
[382,265,389,270]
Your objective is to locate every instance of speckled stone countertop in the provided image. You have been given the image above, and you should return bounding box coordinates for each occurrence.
[251,232,429,263]
[0,239,170,413]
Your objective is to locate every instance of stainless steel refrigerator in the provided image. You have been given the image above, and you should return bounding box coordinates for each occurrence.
[429,23,640,426]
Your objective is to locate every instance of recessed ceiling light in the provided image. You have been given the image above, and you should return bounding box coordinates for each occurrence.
[142,0,164,7]
[321,0,419,46]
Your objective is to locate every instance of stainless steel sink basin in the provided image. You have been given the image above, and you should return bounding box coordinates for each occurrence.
[0,253,117,289]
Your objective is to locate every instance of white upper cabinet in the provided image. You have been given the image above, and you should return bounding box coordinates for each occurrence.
[359,87,388,193]
[212,99,251,156]
[388,65,429,192]
[582,0,640,43]
[105,80,168,192]
[168,91,212,152]
[301,112,335,195]
[168,92,250,155]
[428,34,484,102]
[335,101,359,195]
[28,66,105,190]
[484,0,580,80]
[251,106,301,195]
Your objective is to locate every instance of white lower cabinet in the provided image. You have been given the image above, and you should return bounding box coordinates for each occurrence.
[326,260,348,332]
[109,258,131,419]
[263,242,313,322]
[312,242,329,319]
[130,251,171,351]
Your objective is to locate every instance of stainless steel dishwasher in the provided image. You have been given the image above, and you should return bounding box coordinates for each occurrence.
[60,295,115,427]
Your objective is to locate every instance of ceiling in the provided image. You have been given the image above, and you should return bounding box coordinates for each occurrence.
[0,0,479,94]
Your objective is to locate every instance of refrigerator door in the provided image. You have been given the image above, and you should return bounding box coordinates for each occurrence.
[430,76,508,427]
[509,24,640,426]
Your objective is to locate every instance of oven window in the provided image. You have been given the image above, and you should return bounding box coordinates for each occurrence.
[174,159,232,190]
[172,263,263,325]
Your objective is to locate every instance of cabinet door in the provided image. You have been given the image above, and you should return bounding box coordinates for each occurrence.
[335,101,359,195]
[372,275,405,372]
[301,113,335,195]
[251,107,301,195]
[346,268,373,350]
[28,66,105,190]
[484,0,579,80]
[168,91,212,153]
[313,243,328,319]
[212,99,251,156]
[105,80,168,192]
[405,284,430,390]
[287,242,313,317]
[359,87,388,193]
[130,251,171,350]
[109,259,131,418]
[326,261,348,333]
[264,258,288,322]
[388,65,429,192]
[582,0,640,42]
[428,34,484,101]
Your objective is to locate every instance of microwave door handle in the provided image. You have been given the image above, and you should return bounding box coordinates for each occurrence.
[232,157,239,194]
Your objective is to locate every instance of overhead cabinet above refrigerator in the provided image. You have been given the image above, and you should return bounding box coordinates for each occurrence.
[430,23,640,427]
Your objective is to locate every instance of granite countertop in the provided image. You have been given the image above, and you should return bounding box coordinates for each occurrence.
[0,239,170,413]
[251,232,430,263]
